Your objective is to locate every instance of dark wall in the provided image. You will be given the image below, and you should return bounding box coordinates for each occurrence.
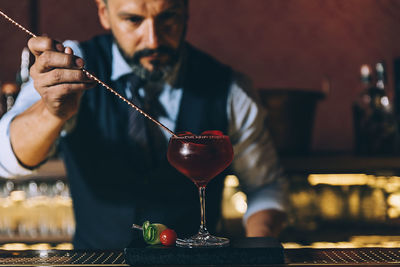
[0,1,32,82]
[1,0,400,152]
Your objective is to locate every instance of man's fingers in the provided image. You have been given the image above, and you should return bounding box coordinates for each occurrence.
[64,47,85,69]
[46,82,95,96]
[41,69,94,87]
[35,51,84,73]
[28,36,64,57]
[28,36,84,73]
[64,47,73,55]
[34,69,95,91]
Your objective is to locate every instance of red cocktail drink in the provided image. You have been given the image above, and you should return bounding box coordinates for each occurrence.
[167,135,233,188]
[167,131,234,248]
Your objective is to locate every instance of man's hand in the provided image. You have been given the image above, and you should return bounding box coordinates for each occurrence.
[9,36,95,168]
[28,36,95,120]
[245,209,286,238]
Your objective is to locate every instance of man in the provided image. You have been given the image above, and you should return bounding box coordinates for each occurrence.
[0,0,287,249]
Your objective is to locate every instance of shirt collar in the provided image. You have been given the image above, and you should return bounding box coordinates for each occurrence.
[110,42,133,81]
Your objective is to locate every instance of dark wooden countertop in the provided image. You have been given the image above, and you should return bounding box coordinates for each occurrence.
[0,247,399,266]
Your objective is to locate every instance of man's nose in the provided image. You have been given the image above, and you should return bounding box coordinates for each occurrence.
[144,19,159,49]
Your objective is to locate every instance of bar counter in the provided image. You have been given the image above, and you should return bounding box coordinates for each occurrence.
[1,247,400,266]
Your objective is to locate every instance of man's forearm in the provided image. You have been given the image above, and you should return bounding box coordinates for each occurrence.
[10,100,66,168]
[245,209,287,238]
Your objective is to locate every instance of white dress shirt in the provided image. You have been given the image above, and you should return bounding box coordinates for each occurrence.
[0,40,287,224]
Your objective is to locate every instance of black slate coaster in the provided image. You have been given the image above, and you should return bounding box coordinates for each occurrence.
[124,237,284,265]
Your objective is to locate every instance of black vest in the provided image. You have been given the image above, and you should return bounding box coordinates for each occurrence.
[59,34,233,249]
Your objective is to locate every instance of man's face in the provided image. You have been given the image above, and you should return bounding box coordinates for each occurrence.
[97,0,187,79]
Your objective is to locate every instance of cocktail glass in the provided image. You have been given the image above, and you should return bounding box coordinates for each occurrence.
[167,131,234,248]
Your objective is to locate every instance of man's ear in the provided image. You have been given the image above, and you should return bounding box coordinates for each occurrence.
[95,0,111,30]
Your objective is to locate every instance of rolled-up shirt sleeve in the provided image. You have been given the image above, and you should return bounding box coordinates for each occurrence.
[227,73,288,224]
[0,78,41,178]
[0,40,82,179]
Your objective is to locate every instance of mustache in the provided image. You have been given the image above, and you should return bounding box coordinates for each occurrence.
[132,46,178,63]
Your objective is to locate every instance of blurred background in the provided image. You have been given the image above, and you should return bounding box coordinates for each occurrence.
[1,0,400,250]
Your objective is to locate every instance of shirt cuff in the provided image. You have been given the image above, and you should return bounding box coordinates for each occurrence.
[243,181,286,225]
[0,111,36,178]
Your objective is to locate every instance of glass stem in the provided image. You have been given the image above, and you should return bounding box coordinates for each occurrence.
[198,186,208,235]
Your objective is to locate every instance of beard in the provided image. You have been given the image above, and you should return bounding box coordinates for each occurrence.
[115,40,180,82]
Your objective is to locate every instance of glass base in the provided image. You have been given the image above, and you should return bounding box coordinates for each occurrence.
[176,232,230,248]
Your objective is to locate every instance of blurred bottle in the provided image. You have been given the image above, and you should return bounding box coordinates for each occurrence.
[0,80,4,118]
[0,47,29,118]
[353,64,372,154]
[0,82,19,119]
[1,83,19,111]
[16,47,30,88]
[353,62,399,155]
